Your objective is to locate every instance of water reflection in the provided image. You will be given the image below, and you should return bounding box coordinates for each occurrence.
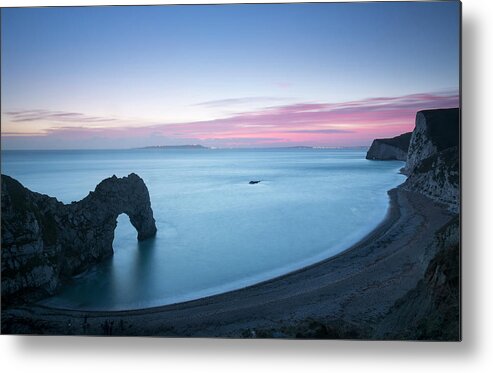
[108,215,159,308]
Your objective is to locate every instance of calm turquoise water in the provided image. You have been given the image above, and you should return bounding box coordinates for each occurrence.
[1,148,405,310]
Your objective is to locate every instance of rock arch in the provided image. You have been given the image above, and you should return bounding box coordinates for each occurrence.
[1,173,157,304]
[78,173,157,240]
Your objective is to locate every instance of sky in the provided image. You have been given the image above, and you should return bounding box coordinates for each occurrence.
[1,2,460,149]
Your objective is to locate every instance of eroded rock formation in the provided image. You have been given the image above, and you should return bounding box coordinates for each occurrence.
[402,108,460,212]
[366,107,461,339]
[1,173,157,305]
[405,108,460,173]
[366,108,460,212]
[366,132,412,161]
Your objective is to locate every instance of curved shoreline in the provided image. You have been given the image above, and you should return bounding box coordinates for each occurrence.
[41,183,403,313]
[2,188,453,336]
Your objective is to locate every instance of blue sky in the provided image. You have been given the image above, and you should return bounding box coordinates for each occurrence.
[1,2,460,149]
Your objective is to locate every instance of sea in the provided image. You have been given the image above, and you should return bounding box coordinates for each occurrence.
[1,148,405,310]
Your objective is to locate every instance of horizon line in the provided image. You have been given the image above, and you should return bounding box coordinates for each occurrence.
[0,144,372,151]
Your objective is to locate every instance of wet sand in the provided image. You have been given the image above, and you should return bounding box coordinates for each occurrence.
[1,188,453,337]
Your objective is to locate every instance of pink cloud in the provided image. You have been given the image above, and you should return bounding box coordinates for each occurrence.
[3,91,459,148]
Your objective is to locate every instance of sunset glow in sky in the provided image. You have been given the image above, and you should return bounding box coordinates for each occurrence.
[1,2,460,149]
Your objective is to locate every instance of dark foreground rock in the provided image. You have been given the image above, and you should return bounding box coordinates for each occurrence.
[366,132,412,161]
[1,173,157,306]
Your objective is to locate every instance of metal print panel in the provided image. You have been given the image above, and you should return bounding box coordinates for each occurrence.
[0,1,461,340]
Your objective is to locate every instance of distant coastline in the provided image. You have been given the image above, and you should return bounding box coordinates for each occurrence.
[2,145,372,152]
[138,144,210,150]
[135,145,369,151]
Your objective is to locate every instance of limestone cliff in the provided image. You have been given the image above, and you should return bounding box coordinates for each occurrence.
[1,173,157,305]
[366,132,412,161]
[405,108,460,173]
[365,107,461,339]
[403,108,460,212]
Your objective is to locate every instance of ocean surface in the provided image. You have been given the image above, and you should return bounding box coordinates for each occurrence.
[1,148,405,310]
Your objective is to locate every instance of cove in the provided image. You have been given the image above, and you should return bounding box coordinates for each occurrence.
[2,148,406,310]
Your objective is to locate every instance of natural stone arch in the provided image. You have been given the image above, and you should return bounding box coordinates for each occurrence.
[1,173,157,304]
[61,173,158,275]
[80,173,157,240]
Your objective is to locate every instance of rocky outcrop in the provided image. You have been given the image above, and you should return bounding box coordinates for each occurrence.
[1,173,157,305]
[403,146,459,212]
[402,108,460,212]
[365,107,461,339]
[367,108,460,212]
[366,132,412,161]
[405,108,460,173]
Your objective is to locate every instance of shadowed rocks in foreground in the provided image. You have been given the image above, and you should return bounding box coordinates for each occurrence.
[1,173,157,305]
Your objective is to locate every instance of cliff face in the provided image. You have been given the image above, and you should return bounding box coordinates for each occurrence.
[367,108,460,212]
[403,108,460,212]
[365,107,460,339]
[403,146,459,212]
[405,108,460,173]
[366,132,412,161]
[1,173,157,305]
